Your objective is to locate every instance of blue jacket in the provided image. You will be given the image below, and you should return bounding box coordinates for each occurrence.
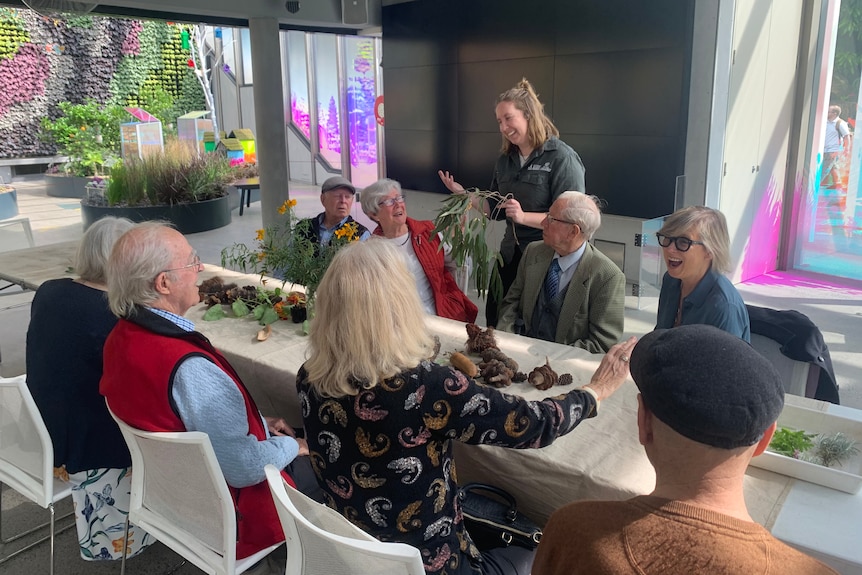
[656,268,750,342]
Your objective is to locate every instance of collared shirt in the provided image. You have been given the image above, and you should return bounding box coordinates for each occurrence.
[148,307,195,332]
[555,241,588,294]
[317,213,372,245]
[655,267,751,342]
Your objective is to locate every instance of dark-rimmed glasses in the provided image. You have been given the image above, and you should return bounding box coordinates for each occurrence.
[378,195,406,208]
[655,233,704,252]
[162,251,202,274]
[545,213,578,226]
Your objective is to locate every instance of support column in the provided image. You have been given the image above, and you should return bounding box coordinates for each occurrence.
[248,18,290,229]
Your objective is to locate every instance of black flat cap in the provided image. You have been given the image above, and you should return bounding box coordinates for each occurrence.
[630,325,784,449]
[320,176,356,195]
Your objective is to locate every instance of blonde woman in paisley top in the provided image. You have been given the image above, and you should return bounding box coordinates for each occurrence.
[296,239,636,575]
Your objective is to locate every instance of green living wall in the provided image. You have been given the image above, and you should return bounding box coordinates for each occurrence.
[0,7,205,158]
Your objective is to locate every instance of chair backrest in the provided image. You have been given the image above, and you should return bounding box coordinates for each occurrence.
[750,333,819,397]
[0,375,56,507]
[107,405,239,575]
[0,217,35,252]
[264,465,425,575]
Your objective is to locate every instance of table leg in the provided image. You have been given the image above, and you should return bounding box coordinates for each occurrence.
[239,188,247,216]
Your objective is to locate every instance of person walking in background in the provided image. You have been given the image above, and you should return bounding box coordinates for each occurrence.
[497,191,624,352]
[26,216,155,562]
[821,104,851,190]
[438,78,586,327]
[654,206,750,342]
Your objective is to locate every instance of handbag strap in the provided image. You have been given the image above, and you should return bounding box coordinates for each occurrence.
[459,482,519,522]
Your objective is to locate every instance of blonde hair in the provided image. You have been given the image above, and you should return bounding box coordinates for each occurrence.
[497,78,559,154]
[303,239,435,397]
[658,206,732,274]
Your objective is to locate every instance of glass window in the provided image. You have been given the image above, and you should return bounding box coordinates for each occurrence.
[220,27,236,80]
[791,4,862,281]
[288,31,311,140]
[313,34,341,171]
[240,28,253,85]
[344,36,380,187]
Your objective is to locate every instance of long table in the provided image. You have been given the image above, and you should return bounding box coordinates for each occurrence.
[0,241,78,290]
[3,248,860,573]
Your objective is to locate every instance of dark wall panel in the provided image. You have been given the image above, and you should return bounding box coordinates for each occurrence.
[382,0,693,219]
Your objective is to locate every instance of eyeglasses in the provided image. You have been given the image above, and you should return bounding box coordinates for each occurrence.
[545,213,578,226]
[162,252,202,274]
[655,233,705,252]
[378,195,406,208]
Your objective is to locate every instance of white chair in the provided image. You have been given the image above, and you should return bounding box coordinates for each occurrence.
[108,406,282,575]
[264,464,425,575]
[0,374,74,575]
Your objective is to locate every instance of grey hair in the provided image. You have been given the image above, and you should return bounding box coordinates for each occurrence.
[360,178,402,217]
[107,221,177,318]
[75,217,135,284]
[557,191,603,240]
[829,105,842,116]
[658,206,732,274]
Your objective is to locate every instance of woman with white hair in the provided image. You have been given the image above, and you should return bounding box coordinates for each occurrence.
[26,217,154,561]
[297,239,637,575]
[360,177,477,323]
[655,206,750,341]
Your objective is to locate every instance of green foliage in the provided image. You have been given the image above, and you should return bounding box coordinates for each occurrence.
[832,0,862,114]
[221,200,363,304]
[65,15,94,28]
[812,432,860,468]
[40,100,124,177]
[433,189,509,301]
[768,427,815,459]
[0,9,29,59]
[104,145,233,206]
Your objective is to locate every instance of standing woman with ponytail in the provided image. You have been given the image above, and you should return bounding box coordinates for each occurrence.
[439,78,586,327]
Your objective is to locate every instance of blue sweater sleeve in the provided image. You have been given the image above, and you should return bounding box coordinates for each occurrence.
[171,356,299,488]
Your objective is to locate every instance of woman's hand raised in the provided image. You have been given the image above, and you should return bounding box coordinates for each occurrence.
[584,336,638,402]
[438,170,465,194]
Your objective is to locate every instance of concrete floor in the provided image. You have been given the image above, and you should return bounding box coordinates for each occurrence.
[1,176,861,573]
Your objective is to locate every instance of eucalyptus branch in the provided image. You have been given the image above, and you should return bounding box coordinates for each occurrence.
[433,187,513,301]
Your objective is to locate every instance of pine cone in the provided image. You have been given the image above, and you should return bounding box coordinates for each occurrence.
[528,359,559,391]
[558,373,574,386]
[480,348,519,372]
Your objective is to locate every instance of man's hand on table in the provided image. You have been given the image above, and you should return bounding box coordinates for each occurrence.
[584,336,638,402]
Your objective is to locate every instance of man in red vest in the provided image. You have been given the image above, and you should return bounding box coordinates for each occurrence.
[100,222,319,566]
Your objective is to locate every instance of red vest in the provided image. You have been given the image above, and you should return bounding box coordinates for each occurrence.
[101,314,293,559]
[374,218,478,323]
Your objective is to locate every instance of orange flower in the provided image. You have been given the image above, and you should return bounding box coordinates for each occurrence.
[80,126,86,131]
[278,200,290,215]
[256,229,265,241]
[257,251,266,261]
[53,466,70,482]
[112,535,133,554]
[288,198,297,208]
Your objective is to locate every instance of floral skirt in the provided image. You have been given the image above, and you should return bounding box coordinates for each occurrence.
[57,466,156,561]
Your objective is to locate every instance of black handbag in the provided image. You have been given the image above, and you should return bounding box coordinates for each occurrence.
[458,483,542,550]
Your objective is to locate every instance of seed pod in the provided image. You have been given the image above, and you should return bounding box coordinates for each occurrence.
[479,359,514,387]
[465,323,499,354]
[528,358,559,391]
[449,351,479,378]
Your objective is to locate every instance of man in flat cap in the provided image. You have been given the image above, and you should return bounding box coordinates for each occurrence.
[533,324,837,575]
[297,175,370,246]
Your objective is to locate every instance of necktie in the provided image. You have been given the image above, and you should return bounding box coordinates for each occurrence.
[544,259,561,301]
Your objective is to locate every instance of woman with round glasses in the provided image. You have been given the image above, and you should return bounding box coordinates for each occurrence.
[654,206,750,341]
[360,178,478,322]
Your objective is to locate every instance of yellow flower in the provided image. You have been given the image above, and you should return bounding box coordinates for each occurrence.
[288,199,297,208]
[277,203,288,215]
[335,221,359,242]
[278,198,296,215]
[256,229,265,241]
[257,251,266,261]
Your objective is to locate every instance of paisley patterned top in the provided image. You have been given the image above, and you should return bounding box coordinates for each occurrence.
[296,360,598,575]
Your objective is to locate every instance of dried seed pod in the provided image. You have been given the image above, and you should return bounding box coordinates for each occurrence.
[429,336,442,362]
[512,371,528,383]
[465,323,499,354]
[558,373,574,386]
[528,358,559,391]
[450,351,479,377]
[480,348,519,372]
[479,359,514,387]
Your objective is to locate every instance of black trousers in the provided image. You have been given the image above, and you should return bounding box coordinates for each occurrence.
[485,245,524,328]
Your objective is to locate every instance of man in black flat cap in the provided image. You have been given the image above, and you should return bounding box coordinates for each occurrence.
[533,324,837,575]
[297,175,370,246]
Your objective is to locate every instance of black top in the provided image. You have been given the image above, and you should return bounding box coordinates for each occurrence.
[26,278,130,472]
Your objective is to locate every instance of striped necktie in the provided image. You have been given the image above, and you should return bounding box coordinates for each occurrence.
[544,258,561,301]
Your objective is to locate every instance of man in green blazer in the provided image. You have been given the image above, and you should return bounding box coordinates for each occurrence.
[498,191,625,353]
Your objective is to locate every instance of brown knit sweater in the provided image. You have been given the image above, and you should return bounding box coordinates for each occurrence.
[533,496,838,575]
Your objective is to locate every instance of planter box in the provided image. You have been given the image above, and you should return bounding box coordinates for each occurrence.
[0,188,17,219]
[45,174,95,198]
[81,194,232,235]
[749,402,862,494]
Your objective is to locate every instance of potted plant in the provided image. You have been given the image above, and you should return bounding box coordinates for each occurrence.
[81,140,237,234]
[40,100,125,198]
[0,179,17,219]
